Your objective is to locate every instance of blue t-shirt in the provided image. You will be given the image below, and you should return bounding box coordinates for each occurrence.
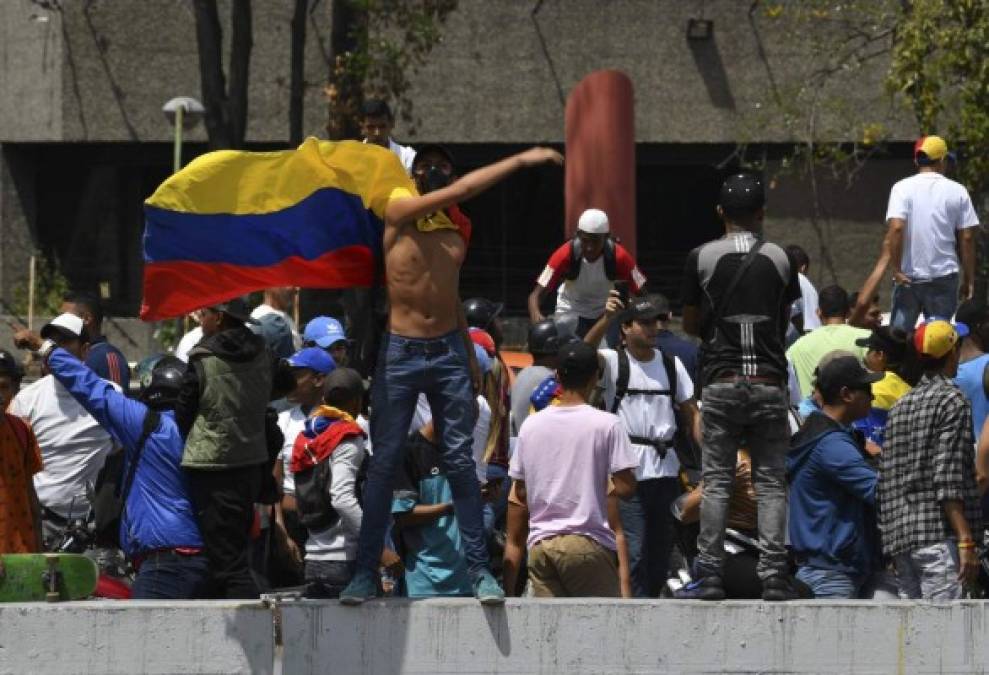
[391,431,473,597]
[86,336,130,392]
[955,353,989,442]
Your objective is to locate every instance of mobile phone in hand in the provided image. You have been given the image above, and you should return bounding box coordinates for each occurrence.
[615,280,630,307]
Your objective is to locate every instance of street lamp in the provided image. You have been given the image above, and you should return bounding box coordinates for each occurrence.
[162,96,205,173]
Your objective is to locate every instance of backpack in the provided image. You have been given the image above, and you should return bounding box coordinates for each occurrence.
[612,347,701,471]
[565,236,617,281]
[292,416,365,531]
[92,409,160,548]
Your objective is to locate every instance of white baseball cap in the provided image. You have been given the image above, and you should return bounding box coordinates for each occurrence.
[40,313,86,340]
[577,208,610,235]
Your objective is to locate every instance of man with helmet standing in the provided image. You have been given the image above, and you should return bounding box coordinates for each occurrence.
[528,208,647,341]
[33,344,207,599]
[511,319,577,436]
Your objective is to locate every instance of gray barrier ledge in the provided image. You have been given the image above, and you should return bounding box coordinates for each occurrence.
[0,600,273,675]
[280,598,989,674]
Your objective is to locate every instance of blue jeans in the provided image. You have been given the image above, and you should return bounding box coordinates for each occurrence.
[304,560,356,598]
[890,273,958,331]
[357,331,488,577]
[796,565,863,599]
[132,551,210,599]
[618,477,680,597]
[696,382,789,581]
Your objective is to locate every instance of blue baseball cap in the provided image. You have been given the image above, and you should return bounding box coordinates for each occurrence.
[303,316,347,349]
[287,347,337,375]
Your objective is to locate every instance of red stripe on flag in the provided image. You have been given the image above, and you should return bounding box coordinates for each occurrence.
[140,245,377,321]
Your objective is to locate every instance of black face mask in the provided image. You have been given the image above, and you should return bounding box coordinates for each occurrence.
[418,166,450,194]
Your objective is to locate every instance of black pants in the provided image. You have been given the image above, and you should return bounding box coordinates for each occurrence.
[185,464,264,599]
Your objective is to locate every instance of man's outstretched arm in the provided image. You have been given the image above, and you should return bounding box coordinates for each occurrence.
[385,147,563,228]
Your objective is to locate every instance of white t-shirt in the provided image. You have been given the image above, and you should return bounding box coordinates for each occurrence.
[886,172,980,280]
[409,392,490,483]
[277,405,309,495]
[175,326,203,363]
[795,273,821,330]
[9,375,119,518]
[600,349,694,480]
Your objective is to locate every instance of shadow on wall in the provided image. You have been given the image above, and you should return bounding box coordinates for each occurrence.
[687,25,736,111]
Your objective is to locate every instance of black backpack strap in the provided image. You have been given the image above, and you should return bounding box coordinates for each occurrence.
[982,359,989,400]
[604,238,616,280]
[119,409,160,512]
[662,352,678,404]
[566,237,581,281]
[712,239,765,327]
[612,347,631,413]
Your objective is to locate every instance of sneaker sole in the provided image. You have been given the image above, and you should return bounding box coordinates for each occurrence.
[339,595,367,606]
[478,595,506,606]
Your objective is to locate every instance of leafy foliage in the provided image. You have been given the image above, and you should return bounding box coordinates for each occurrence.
[887,0,989,200]
[325,0,458,139]
[10,255,70,321]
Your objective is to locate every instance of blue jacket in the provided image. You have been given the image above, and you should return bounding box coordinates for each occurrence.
[787,412,878,576]
[47,348,203,558]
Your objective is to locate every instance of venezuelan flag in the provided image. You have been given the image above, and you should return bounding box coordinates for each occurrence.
[141,137,433,320]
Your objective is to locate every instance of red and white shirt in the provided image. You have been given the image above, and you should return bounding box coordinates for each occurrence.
[536,242,646,319]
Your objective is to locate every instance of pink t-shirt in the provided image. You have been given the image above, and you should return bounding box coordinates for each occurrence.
[509,404,638,551]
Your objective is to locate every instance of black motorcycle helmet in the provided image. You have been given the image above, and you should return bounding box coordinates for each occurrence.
[528,320,561,356]
[140,355,186,411]
[463,297,503,332]
[464,297,504,349]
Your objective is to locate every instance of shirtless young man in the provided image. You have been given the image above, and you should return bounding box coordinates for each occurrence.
[341,146,564,605]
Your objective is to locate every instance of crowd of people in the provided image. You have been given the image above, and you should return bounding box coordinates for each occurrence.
[0,104,985,606]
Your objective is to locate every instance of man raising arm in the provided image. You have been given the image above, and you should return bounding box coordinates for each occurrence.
[341,146,563,606]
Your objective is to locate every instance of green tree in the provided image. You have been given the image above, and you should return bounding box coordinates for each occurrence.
[325,0,458,140]
[888,0,989,300]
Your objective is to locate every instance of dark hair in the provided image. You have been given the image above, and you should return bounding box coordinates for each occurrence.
[818,285,850,318]
[361,99,393,120]
[557,342,599,390]
[63,290,103,325]
[785,245,809,271]
[323,367,365,408]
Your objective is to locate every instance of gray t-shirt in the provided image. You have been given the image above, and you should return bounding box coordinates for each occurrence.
[510,365,554,436]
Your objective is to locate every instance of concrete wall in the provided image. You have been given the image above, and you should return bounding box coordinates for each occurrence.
[0,0,333,144]
[280,598,989,674]
[3,599,989,674]
[0,601,273,675]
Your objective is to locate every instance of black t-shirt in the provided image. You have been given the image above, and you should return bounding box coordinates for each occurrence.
[682,232,800,386]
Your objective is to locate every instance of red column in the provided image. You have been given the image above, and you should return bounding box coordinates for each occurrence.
[564,70,636,256]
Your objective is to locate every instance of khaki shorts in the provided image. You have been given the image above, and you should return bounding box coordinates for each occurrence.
[528,534,619,598]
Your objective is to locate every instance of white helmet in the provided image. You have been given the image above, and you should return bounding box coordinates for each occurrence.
[577,208,610,235]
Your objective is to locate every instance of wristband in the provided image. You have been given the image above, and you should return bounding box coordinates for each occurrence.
[37,339,56,361]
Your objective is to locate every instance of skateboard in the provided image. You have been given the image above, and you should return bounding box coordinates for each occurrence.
[0,553,98,602]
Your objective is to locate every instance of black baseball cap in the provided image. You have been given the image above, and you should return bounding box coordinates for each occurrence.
[0,350,23,380]
[816,355,883,398]
[955,300,989,332]
[622,296,663,323]
[557,342,598,381]
[719,173,765,216]
[855,326,908,363]
[412,144,455,171]
[213,297,259,325]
